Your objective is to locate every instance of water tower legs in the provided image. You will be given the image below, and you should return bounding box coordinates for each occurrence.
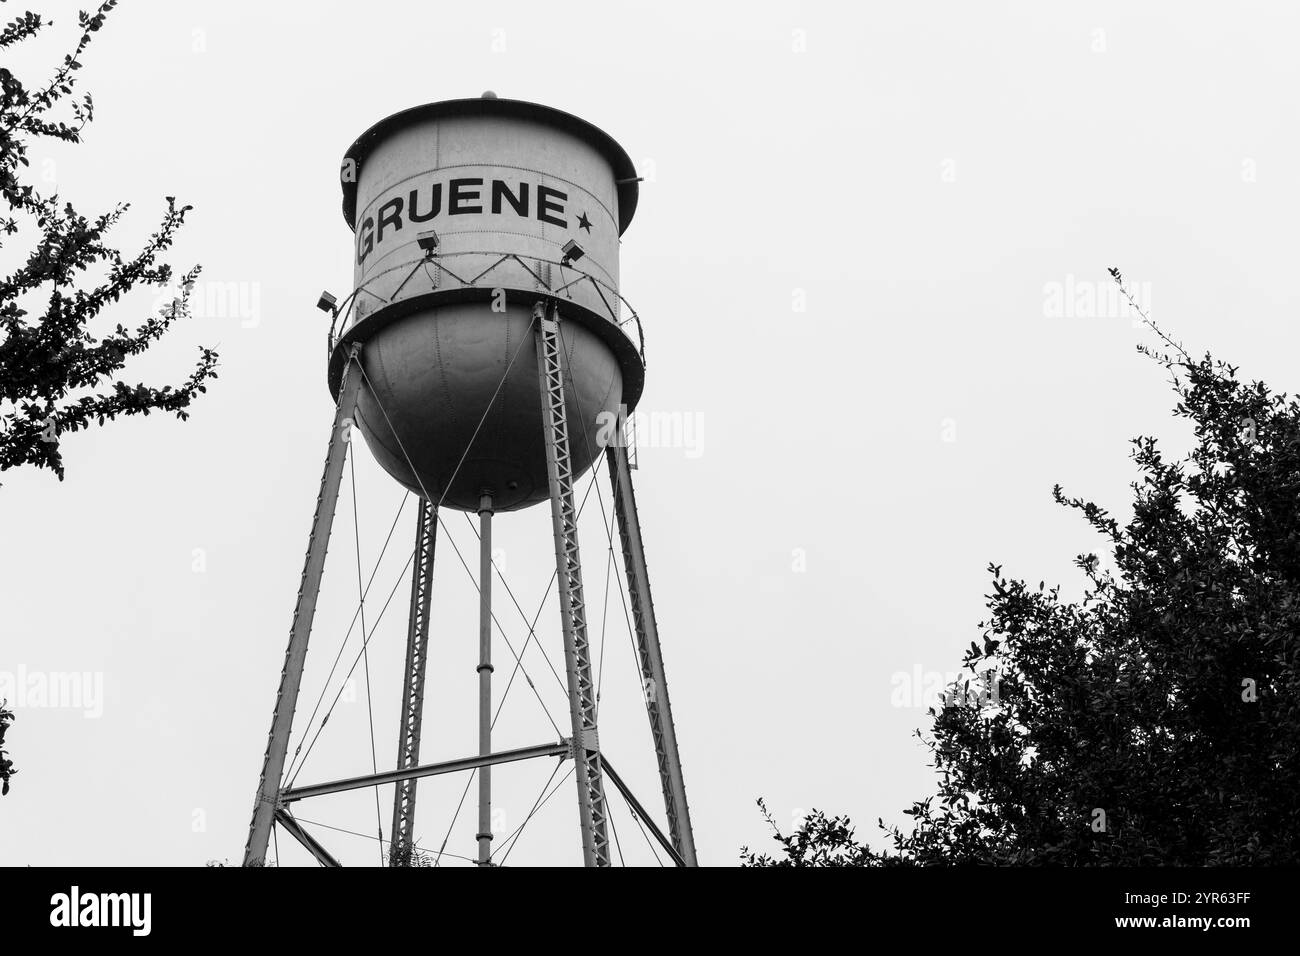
[389,497,437,866]
[476,493,494,865]
[536,302,612,867]
[245,315,689,866]
[244,345,363,866]
[606,418,699,866]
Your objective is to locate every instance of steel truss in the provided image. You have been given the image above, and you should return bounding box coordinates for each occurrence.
[606,414,699,865]
[535,301,612,866]
[244,345,362,866]
[389,497,437,865]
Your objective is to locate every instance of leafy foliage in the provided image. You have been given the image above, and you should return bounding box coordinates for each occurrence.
[204,858,276,868]
[0,700,14,796]
[740,799,874,867]
[0,1,217,480]
[388,843,436,867]
[746,272,1300,866]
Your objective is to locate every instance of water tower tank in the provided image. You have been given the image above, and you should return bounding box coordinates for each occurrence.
[328,96,644,512]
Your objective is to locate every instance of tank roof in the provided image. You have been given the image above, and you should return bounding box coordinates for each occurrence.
[339,97,640,235]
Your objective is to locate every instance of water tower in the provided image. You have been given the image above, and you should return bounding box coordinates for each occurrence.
[242,95,696,867]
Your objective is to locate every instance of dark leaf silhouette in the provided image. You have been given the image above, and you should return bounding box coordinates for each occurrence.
[746,280,1300,866]
[0,1,218,482]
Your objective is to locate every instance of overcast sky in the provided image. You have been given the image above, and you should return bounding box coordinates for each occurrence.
[3,0,1300,866]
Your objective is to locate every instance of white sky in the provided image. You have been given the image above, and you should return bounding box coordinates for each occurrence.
[3,0,1299,866]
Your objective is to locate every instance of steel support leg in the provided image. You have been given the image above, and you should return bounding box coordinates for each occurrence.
[388,497,437,866]
[606,407,699,865]
[244,344,363,866]
[476,493,494,865]
[535,302,611,867]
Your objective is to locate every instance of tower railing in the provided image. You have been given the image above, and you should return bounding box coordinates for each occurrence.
[325,251,647,368]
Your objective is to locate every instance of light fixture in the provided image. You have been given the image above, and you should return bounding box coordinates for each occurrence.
[417,229,440,256]
[316,290,338,314]
[561,239,585,265]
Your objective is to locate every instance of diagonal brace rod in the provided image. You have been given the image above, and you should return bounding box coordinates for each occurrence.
[274,809,341,867]
[282,741,570,803]
[600,757,686,867]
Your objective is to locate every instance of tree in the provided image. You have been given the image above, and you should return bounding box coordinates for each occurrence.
[0,700,14,795]
[0,1,218,481]
[745,272,1300,866]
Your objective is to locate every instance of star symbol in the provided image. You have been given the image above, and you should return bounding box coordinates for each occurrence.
[577,212,593,233]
